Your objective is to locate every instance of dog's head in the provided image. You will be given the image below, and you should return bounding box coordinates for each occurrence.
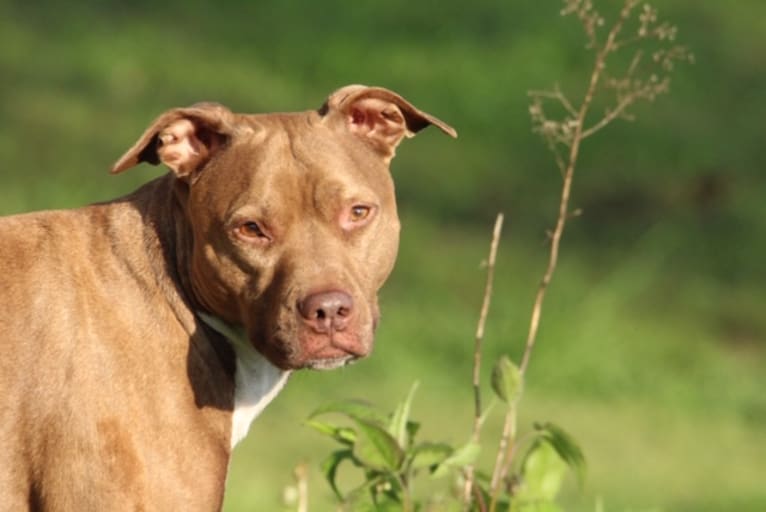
[112,85,456,370]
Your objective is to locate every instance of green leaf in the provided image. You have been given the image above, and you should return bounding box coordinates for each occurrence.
[308,399,387,425]
[352,417,405,471]
[343,473,387,509]
[409,442,453,470]
[430,441,480,479]
[309,398,405,472]
[519,440,567,503]
[491,355,523,405]
[405,420,421,446]
[305,419,357,445]
[534,422,586,488]
[388,381,419,447]
[320,449,356,500]
[341,472,405,510]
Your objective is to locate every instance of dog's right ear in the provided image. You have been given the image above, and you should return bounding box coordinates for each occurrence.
[320,85,457,164]
[111,103,235,180]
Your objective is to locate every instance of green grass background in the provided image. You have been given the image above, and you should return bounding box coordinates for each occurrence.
[1,1,764,510]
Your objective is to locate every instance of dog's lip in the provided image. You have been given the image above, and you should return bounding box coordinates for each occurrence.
[253,317,374,369]
[295,332,370,370]
[304,355,358,370]
[304,340,362,364]
[256,332,360,370]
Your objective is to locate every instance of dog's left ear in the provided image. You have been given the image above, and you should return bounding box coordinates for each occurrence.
[111,102,235,180]
[320,85,457,162]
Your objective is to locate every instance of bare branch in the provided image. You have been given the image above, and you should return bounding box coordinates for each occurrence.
[486,2,689,511]
[528,85,578,117]
[580,94,635,139]
[489,408,516,506]
[547,138,568,177]
[294,463,308,512]
[492,11,649,510]
[554,84,579,117]
[463,213,504,509]
[519,0,633,376]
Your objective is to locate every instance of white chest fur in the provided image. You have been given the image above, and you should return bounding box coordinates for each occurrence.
[198,313,291,448]
[230,344,290,447]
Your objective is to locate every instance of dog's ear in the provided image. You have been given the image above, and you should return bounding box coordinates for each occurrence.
[320,85,457,162]
[111,103,235,179]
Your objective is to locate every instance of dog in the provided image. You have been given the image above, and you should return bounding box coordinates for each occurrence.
[0,85,456,510]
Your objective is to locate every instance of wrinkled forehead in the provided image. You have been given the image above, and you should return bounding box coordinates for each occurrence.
[249,112,389,182]
[195,112,395,216]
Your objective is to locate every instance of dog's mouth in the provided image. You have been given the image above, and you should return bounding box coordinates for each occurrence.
[299,333,367,370]
[304,355,359,371]
[259,329,373,371]
[252,314,377,371]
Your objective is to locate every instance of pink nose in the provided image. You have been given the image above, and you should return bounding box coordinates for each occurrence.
[298,291,354,333]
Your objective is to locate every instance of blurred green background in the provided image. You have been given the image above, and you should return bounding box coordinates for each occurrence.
[2,1,764,510]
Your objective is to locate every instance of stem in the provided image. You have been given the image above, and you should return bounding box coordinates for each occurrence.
[518,0,633,377]
[463,213,505,509]
[528,85,578,117]
[293,463,308,512]
[488,407,516,512]
[580,51,644,140]
[580,94,634,140]
[472,214,505,432]
[398,474,413,512]
[489,0,638,504]
[473,482,489,512]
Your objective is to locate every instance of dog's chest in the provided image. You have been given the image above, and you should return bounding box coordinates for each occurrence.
[197,313,290,448]
[230,353,290,448]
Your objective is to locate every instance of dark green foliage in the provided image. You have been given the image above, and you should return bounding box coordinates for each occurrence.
[307,388,478,509]
[308,385,585,511]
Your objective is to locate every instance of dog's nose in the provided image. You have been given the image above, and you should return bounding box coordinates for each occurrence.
[298,291,354,333]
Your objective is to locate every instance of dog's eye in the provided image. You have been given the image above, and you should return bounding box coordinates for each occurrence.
[341,204,376,231]
[349,205,371,222]
[236,221,268,240]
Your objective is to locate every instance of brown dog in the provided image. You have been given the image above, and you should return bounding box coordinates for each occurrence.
[0,85,455,510]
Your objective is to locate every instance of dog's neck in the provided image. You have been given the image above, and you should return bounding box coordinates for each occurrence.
[133,176,289,447]
[198,313,291,448]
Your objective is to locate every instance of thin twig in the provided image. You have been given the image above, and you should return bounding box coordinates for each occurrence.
[294,463,308,512]
[463,212,505,509]
[554,83,578,117]
[488,407,516,511]
[396,473,413,512]
[495,428,537,500]
[482,1,688,509]
[545,136,568,176]
[580,94,635,140]
[472,483,488,512]
[487,4,639,508]
[527,85,578,117]
[519,0,635,377]
[472,213,505,423]
[580,51,646,140]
